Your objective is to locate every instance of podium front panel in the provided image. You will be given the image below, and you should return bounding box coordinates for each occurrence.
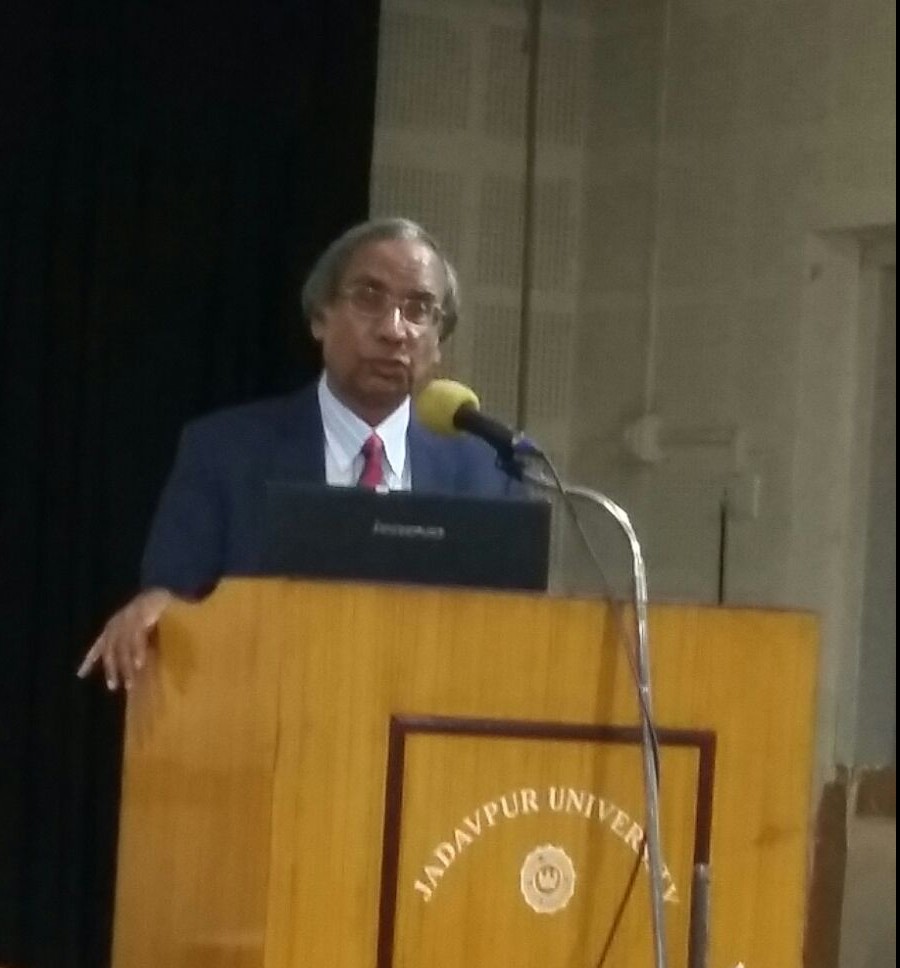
[112,579,817,968]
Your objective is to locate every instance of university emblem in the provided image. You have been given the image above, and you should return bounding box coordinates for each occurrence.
[519,844,576,914]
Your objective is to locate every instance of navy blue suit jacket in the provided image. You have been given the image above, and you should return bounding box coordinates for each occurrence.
[141,382,520,595]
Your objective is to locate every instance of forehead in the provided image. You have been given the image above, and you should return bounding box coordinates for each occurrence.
[340,238,445,294]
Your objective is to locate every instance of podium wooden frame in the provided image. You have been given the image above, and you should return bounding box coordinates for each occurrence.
[112,578,817,968]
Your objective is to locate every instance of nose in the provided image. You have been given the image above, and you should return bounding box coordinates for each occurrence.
[374,303,407,340]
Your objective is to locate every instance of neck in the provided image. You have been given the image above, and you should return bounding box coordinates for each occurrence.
[356,404,399,428]
[323,374,407,429]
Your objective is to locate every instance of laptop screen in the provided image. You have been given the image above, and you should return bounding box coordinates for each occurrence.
[262,483,550,592]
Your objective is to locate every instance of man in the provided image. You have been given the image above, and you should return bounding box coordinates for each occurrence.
[77,217,516,690]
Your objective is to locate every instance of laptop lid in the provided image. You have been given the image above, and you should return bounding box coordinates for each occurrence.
[262,483,550,592]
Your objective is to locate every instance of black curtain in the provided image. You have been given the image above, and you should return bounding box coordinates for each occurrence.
[0,2,380,964]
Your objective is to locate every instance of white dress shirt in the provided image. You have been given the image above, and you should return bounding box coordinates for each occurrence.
[317,374,411,490]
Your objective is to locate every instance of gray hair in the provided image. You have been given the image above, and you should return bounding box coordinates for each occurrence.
[301,217,460,340]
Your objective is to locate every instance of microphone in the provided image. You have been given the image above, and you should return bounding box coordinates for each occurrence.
[415,379,539,460]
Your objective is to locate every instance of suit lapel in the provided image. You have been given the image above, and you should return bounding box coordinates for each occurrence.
[271,382,327,484]
[408,419,446,493]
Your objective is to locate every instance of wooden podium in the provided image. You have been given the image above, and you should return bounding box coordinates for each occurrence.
[112,578,817,968]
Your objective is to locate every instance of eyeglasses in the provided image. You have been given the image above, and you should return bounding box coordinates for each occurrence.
[341,283,443,330]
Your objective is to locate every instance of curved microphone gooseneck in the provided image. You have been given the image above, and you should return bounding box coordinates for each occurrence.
[415,379,685,968]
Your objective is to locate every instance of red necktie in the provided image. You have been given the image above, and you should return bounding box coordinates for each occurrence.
[358,433,385,489]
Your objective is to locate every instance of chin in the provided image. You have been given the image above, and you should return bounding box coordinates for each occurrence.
[358,379,406,410]
[367,369,410,394]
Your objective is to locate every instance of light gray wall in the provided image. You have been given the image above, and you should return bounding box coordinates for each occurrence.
[855,263,895,766]
[370,0,897,780]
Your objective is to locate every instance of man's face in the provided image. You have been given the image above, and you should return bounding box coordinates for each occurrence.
[311,238,444,426]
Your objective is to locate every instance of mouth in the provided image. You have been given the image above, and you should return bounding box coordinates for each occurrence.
[369,358,410,375]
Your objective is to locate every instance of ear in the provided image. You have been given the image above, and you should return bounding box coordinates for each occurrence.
[310,312,326,343]
[422,330,442,379]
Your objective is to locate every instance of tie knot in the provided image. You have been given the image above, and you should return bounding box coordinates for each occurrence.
[358,433,385,489]
[361,433,383,460]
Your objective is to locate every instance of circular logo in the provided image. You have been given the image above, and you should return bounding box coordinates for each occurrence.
[519,844,576,914]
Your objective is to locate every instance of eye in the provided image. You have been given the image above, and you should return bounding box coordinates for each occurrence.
[404,297,435,322]
[350,284,388,314]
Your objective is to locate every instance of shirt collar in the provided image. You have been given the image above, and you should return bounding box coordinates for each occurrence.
[317,373,410,478]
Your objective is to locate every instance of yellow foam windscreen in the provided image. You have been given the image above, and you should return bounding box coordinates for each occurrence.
[414,379,480,435]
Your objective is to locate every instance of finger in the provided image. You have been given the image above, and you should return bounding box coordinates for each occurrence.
[101,643,120,691]
[116,632,136,690]
[76,639,104,678]
[130,627,149,672]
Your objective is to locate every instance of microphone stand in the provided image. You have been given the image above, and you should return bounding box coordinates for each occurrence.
[517,458,669,968]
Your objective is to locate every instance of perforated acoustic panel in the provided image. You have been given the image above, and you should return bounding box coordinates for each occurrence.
[371,166,467,265]
[527,311,573,423]
[471,303,520,424]
[372,0,597,585]
[485,22,585,147]
[533,179,576,291]
[376,11,471,131]
[484,24,528,142]
[476,174,524,289]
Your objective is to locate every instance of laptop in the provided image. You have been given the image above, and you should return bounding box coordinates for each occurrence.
[261,482,551,592]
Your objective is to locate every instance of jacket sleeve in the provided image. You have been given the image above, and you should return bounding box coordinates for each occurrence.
[139,423,226,598]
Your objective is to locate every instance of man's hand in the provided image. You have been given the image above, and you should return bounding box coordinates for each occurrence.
[77,588,175,691]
